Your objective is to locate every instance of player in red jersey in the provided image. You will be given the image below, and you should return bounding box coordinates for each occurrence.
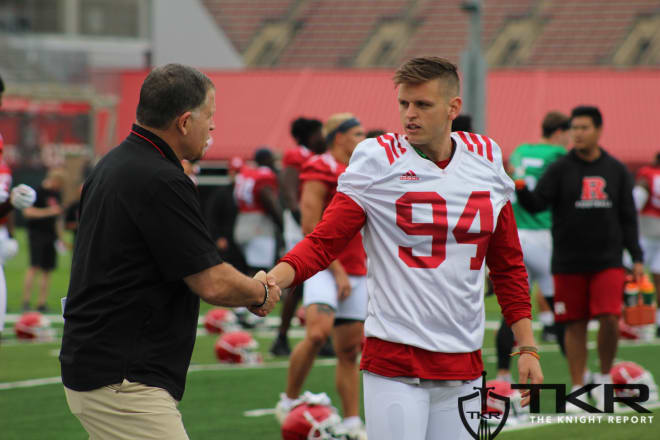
[233,147,282,271]
[271,118,326,356]
[634,152,660,336]
[233,148,283,326]
[276,113,367,438]
[0,74,37,339]
[268,58,541,439]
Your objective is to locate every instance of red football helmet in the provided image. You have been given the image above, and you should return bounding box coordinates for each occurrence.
[485,380,524,423]
[610,361,658,401]
[204,308,237,334]
[214,330,261,364]
[281,402,342,440]
[14,312,53,340]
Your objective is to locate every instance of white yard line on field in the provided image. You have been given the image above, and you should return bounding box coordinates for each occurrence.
[1,325,658,390]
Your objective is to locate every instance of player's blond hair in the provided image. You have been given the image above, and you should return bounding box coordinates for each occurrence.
[323,113,357,145]
[393,57,460,97]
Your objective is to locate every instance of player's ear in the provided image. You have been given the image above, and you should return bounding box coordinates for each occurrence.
[448,96,462,120]
[176,111,193,135]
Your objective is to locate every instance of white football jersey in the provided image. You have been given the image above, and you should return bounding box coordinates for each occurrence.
[337,132,514,353]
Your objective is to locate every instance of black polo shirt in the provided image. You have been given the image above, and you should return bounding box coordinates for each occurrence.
[60,124,222,401]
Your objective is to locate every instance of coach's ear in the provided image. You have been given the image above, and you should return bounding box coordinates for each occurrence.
[175,111,194,135]
[448,96,462,121]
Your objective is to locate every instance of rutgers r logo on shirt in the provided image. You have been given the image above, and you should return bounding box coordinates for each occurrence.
[575,176,612,209]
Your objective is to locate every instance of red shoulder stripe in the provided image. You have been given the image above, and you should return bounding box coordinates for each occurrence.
[377,136,395,164]
[383,133,406,157]
[395,134,407,155]
[469,133,484,157]
[456,131,474,152]
[382,134,399,159]
[480,135,494,162]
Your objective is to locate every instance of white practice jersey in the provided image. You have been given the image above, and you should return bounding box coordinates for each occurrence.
[337,132,514,353]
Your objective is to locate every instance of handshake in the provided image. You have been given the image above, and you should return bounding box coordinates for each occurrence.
[249,270,282,317]
[0,184,37,209]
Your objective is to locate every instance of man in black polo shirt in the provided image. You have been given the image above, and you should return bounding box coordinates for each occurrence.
[60,64,281,440]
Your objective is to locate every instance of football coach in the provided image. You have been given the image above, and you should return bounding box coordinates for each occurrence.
[59,64,281,439]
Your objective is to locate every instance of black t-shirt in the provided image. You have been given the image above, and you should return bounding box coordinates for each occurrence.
[60,124,222,401]
[65,200,80,241]
[26,186,61,239]
[517,148,642,273]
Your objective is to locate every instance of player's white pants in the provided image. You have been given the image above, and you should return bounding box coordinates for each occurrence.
[363,372,480,440]
[640,235,660,274]
[283,209,303,252]
[234,212,277,268]
[517,229,554,296]
[303,270,367,321]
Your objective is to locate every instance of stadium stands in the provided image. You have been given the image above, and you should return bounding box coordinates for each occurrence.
[202,0,660,68]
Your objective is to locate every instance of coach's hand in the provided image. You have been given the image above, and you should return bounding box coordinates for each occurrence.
[249,271,281,317]
[518,353,543,407]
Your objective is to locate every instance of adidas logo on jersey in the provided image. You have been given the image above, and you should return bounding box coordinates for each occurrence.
[400,170,420,181]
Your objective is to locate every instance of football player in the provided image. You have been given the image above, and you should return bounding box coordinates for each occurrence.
[276,113,367,437]
[0,73,37,341]
[233,148,283,326]
[267,57,541,439]
[271,117,326,356]
[634,153,660,337]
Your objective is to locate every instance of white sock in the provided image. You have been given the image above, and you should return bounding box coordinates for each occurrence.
[582,369,592,385]
[594,372,612,385]
[341,416,362,429]
[539,311,554,326]
[279,393,296,410]
[656,309,660,325]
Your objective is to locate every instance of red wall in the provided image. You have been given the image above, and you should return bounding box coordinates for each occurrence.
[116,69,660,164]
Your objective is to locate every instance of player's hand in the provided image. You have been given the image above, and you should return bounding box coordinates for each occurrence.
[632,262,645,284]
[517,353,543,407]
[249,271,281,317]
[10,184,37,209]
[332,269,351,301]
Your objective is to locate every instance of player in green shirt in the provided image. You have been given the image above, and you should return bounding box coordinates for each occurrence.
[495,111,570,381]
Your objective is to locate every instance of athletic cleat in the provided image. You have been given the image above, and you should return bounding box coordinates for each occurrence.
[541,325,557,343]
[275,393,298,425]
[270,335,291,356]
[334,418,368,440]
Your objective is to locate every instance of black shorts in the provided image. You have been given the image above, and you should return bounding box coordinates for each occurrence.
[28,235,56,271]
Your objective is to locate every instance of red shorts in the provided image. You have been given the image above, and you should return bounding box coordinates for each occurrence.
[553,267,625,323]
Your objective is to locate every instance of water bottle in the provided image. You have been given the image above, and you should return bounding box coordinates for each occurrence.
[624,281,639,307]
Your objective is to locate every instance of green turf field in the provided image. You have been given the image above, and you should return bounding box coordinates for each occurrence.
[2,229,659,439]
